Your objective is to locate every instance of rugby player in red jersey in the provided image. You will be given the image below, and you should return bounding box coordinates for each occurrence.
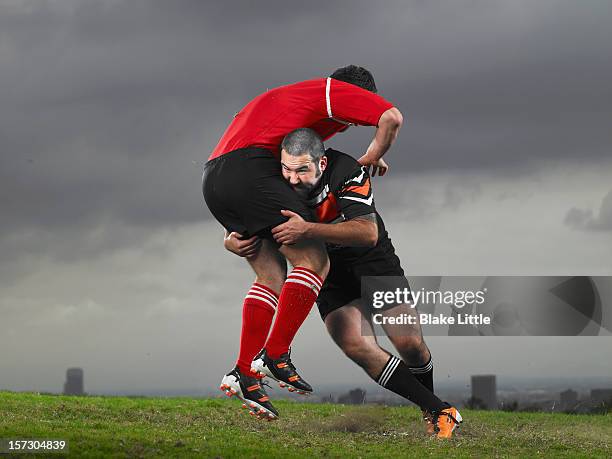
[203,66,403,419]
[225,128,463,438]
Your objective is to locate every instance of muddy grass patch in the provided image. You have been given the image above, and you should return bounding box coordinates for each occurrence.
[298,406,390,434]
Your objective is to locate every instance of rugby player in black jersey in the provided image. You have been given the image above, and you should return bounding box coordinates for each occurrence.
[225,128,463,438]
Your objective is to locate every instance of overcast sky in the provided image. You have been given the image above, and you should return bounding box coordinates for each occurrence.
[1,0,611,395]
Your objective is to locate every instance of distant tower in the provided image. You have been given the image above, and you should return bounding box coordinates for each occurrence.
[560,389,578,411]
[471,375,497,409]
[63,368,84,395]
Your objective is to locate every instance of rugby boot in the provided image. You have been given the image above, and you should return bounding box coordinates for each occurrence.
[219,366,278,420]
[251,348,313,395]
[433,406,462,439]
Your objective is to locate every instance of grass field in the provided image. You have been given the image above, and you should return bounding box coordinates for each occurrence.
[0,391,610,458]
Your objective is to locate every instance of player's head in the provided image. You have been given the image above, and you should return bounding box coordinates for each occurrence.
[330,65,377,93]
[280,128,327,197]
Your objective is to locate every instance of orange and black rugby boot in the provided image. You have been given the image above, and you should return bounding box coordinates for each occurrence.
[219,366,278,420]
[251,349,313,395]
[433,406,462,439]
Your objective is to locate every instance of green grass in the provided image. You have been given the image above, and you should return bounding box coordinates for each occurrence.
[0,391,610,458]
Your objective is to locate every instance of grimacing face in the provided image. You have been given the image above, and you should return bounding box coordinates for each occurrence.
[280,149,327,197]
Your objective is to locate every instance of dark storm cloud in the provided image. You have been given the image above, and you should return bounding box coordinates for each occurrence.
[565,190,612,232]
[1,0,611,249]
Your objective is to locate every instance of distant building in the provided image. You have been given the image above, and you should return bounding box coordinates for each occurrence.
[560,389,578,411]
[338,388,366,405]
[590,389,612,405]
[63,368,84,395]
[471,375,497,409]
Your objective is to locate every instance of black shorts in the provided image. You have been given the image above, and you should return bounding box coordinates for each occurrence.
[316,238,410,320]
[202,148,314,237]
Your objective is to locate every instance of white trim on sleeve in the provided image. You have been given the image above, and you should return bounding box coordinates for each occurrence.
[340,194,374,206]
[325,77,333,118]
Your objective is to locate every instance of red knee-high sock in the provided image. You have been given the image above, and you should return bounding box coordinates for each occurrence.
[264,267,323,359]
[236,283,278,374]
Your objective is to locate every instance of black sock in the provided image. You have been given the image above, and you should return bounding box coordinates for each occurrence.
[376,355,446,413]
[409,357,434,393]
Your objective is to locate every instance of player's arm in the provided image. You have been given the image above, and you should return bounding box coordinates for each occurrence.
[327,79,403,176]
[271,211,378,247]
[358,107,403,176]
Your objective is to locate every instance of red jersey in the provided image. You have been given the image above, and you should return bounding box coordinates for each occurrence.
[209,78,394,160]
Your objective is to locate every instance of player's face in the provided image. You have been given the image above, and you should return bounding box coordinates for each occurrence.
[280,150,327,197]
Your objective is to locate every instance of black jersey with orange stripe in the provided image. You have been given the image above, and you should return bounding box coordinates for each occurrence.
[306,148,391,260]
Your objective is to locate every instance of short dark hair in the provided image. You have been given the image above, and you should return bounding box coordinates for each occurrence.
[330,65,377,93]
[281,128,325,161]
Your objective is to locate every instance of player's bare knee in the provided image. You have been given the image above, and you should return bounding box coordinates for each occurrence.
[249,251,287,294]
[392,334,424,351]
[254,274,285,295]
[279,241,329,279]
[393,335,423,349]
[394,336,431,365]
[309,243,330,278]
[340,336,378,367]
[254,262,286,288]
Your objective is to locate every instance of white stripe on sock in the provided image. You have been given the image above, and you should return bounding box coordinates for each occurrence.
[291,268,323,286]
[381,357,401,386]
[378,359,395,386]
[285,278,321,294]
[289,271,322,288]
[245,294,277,311]
[250,286,279,305]
[251,284,279,298]
[377,359,392,385]
[378,356,400,387]
[409,359,433,374]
